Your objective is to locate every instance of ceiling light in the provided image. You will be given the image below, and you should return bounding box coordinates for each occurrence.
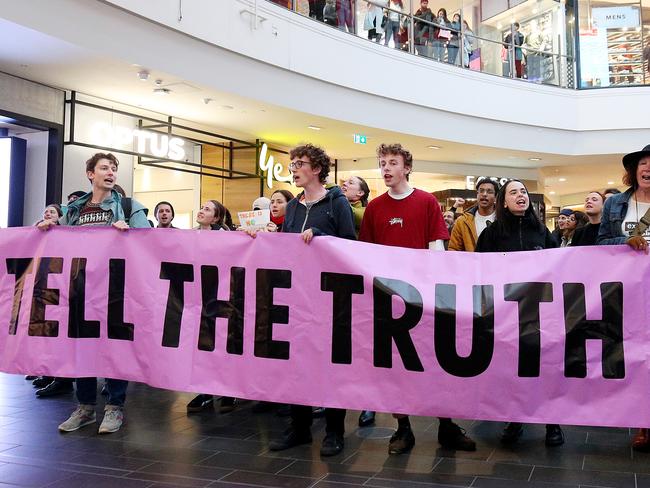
[427,145,441,150]
[558,177,567,182]
[607,181,615,185]
[203,98,213,105]
[221,105,234,110]
[529,157,541,161]
[137,70,150,81]
[153,87,171,95]
[308,126,322,131]
[549,191,556,195]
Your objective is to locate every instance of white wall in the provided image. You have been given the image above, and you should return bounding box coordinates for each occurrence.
[17,131,49,225]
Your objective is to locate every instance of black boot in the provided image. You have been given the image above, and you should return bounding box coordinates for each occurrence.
[269,427,312,451]
[545,424,564,447]
[501,422,524,444]
[320,432,344,456]
[187,394,214,413]
[36,380,74,398]
[358,410,376,427]
[438,420,476,451]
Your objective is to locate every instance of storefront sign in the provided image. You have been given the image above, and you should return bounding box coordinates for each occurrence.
[259,143,292,189]
[90,123,186,161]
[592,6,640,30]
[0,228,648,427]
[465,175,509,191]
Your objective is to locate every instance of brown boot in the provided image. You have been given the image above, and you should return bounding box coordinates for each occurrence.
[632,428,650,452]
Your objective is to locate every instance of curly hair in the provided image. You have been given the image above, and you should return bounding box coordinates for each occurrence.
[289,144,331,183]
[376,143,413,180]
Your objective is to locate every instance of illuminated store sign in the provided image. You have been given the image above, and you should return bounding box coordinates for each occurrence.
[91,123,186,160]
[0,139,11,227]
[258,143,292,189]
[466,175,510,190]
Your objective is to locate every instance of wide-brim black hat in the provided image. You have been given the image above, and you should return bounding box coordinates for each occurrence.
[623,144,650,170]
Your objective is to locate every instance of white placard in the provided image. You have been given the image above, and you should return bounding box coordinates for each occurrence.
[237,209,270,230]
[592,6,640,30]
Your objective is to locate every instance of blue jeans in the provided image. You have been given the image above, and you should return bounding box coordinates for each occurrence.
[432,40,445,61]
[384,20,400,49]
[76,378,128,407]
[447,45,459,65]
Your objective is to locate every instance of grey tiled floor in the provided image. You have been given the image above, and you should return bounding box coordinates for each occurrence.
[0,373,645,487]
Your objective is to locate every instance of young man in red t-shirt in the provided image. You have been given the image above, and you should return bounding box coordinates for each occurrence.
[359,143,476,454]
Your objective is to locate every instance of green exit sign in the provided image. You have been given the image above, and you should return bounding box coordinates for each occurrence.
[353,134,367,144]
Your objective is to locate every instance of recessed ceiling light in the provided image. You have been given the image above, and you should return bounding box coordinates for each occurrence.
[558,177,567,182]
[153,87,171,95]
[529,157,542,161]
[607,181,615,185]
[137,70,150,81]
[549,191,556,195]
[221,105,234,110]
[308,126,322,131]
[427,145,441,150]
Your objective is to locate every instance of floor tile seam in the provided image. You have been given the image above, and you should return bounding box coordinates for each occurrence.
[215,468,237,481]
[364,476,467,488]
[125,468,236,484]
[528,465,535,482]
[305,473,328,488]
[273,458,297,475]
[224,468,321,485]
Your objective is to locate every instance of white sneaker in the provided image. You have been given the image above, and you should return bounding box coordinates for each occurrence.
[98,406,123,434]
[58,405,96,432]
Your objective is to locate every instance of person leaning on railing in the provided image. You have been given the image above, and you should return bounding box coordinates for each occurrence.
[432,8,451,62]
[413,0,434,58]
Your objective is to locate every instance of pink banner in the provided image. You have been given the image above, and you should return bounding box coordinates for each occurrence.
[0,227,647,427]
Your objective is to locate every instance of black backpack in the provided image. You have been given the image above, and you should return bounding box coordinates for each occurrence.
[120,197,149,226]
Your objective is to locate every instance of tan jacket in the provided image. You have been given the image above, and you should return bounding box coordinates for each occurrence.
[448,207,479,252]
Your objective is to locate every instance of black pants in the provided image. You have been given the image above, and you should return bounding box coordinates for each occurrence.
[291,405,346,436]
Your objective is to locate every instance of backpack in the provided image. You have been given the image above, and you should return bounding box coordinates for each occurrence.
[120,197,149,226]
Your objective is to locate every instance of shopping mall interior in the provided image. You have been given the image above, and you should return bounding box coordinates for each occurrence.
[0,0,649,487]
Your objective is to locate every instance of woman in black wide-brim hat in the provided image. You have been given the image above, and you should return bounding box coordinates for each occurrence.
[597,144,650,451]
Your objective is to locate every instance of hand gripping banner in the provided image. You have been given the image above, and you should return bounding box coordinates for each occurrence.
[0,227,647,427]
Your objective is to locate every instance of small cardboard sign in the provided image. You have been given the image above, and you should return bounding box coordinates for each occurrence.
[238,209,270,230]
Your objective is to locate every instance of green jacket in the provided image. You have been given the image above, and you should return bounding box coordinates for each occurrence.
[350,200,365,235]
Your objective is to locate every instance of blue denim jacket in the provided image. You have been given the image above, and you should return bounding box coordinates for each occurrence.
[597,188,633,245]
[61,190,150,229]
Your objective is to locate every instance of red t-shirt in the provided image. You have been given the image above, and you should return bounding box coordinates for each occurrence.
[359,189,449,249]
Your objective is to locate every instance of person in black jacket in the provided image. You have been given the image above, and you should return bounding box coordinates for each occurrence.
[571,191,604,247]
[249,144,355,457]
[476,180,564,447]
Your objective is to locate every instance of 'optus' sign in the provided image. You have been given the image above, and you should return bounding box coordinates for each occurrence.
[90,123,186,161]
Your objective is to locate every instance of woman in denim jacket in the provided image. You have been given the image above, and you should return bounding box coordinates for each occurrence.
[597,144,650,451]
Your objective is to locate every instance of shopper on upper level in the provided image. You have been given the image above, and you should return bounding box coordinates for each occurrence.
[448,13,462,65]
[432,8,451,62]
[504,22,525,78]
[414,0,434,58]
[384,0,404,50]
[364,0,386,42]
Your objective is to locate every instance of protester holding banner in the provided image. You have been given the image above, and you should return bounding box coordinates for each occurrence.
[340,176,370,235]
[570,192,604,247]
[475,179,564,447]
[259,143,355,457]
[36,152,149,434]
[448,177,498,252]
[597,145,650,451]
[267,189,294,232]
[187,199,237,414]
[154,201,176,229]
[359,143,476,455]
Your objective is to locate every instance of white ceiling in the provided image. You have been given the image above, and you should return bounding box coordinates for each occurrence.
[0,16,631,199]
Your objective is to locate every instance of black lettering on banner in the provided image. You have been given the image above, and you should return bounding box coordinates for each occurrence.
[107,259,134,341]
[504,282,553,377]
[320,272,364,364]
[198,266,245,354]
[29,257,63,337]
[434,284,495,377]
[6,258,34,335]
[254,268,291,360]
[373,277,424,372]
[563,282,625,379]
[160,262,194,347]
[68,258,100,338]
